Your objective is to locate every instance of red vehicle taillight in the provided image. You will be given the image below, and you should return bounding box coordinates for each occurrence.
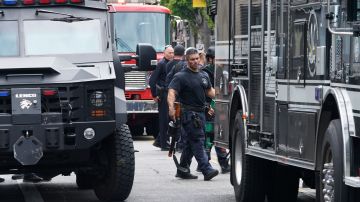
[42,89,57,96]
[22,0,35,5]
[54,0,67,4]
[39,0,51,4]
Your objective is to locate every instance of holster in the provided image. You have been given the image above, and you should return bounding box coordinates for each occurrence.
[191,112,202,128]
[156,84,165,97]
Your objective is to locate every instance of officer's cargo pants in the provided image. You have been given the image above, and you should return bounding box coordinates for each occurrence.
[179,110,213,175]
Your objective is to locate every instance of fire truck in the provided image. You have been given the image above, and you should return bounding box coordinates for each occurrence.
[108,0,172,137]
[0,0,156,201]
[209,0,360,201]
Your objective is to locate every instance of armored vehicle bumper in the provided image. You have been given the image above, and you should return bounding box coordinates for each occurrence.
[0,82,117,168]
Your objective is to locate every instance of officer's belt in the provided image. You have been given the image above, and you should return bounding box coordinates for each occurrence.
[181,104,205,112]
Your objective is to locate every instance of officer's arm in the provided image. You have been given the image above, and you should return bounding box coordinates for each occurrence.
[167,89,177,121]
[206,87,215,99]
[149,64,161,98]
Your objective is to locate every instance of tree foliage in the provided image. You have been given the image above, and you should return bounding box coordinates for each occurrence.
[160,0,214,32]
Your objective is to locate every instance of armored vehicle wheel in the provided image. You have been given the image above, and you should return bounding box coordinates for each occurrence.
[94,124,135,201]
[76,170,94,189]
[231,111,267,202]
[318,119,348,202]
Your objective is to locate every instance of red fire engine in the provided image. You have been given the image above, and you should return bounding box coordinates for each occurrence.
[108,0,171,137]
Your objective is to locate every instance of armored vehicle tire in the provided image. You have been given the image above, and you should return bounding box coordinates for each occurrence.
[231,110,267,202]
[318,119,348,202]
[76,171,94,189]
[266,164,299,202]
[94,124,135,201]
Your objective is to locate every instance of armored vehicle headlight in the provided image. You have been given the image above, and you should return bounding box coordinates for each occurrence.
[83,128,95,140]
[0,90,10,97]
[90,91,107,107]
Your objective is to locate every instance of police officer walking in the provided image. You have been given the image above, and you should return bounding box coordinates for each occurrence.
[167,48,219,180]
[149,45,174,150]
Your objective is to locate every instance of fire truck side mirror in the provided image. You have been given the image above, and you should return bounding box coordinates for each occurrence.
[135,43,157,71]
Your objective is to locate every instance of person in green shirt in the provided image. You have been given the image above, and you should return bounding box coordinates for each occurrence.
[202,46,230,174]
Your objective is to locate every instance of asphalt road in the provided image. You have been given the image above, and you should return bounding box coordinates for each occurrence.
[0,136,315,202]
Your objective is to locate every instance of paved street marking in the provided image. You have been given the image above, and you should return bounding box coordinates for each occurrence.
[17,180,44,202]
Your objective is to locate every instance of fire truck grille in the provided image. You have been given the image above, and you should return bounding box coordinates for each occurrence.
[125,71,147,89]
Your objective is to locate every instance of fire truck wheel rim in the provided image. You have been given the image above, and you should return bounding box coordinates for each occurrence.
[234,129,243,185]
[322,147,334,202]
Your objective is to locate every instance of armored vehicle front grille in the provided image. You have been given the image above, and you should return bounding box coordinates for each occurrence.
[0,85,84,122]
[42,92,61,113]
[125,71,147,89]
[58,86,83,122]
[0,81,114,122]
[0,93,11,114]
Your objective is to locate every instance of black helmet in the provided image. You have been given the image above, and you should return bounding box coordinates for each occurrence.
[206,46,215,58]
[174,45,185,56]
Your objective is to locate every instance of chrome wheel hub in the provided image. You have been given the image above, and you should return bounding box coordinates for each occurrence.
[234,131,243,185]
[322,163,334,202]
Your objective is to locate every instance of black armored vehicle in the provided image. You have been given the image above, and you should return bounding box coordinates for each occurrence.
[0,0,156,201]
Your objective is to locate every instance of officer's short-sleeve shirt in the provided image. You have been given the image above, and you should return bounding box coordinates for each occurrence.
[168,67,212,108]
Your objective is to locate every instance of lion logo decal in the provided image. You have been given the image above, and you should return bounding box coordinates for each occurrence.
[20,99,32,109]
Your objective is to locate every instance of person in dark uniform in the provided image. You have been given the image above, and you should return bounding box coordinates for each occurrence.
[165,44,185,80]
[166,47,196,88]
[202,46,230,174]
[149,45,174,150]
[168,47,219,181]
[165,45,185,150]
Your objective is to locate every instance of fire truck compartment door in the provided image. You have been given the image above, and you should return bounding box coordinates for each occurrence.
[214,101,229,148]
[287,111,316,161]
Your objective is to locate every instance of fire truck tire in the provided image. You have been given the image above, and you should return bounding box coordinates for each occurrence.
[94,124,135,202]
[231,110,267,202]
[318,119,348,202]
[266,164,299,202]
[75,170,94,189]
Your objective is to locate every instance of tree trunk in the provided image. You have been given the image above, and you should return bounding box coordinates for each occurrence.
[194,9,212,51]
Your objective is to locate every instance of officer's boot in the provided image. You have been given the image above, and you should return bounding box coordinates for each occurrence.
[175,167,198,179]
[219,158,230,174]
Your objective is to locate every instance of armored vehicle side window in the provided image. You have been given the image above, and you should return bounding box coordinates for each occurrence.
[24,19,102,55]
[0,21,19,57]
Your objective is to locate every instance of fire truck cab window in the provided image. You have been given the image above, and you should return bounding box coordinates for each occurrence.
[113,12,167,52]
[290,21,306,79]
[0,21,19,57]
[24,20,102,55]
